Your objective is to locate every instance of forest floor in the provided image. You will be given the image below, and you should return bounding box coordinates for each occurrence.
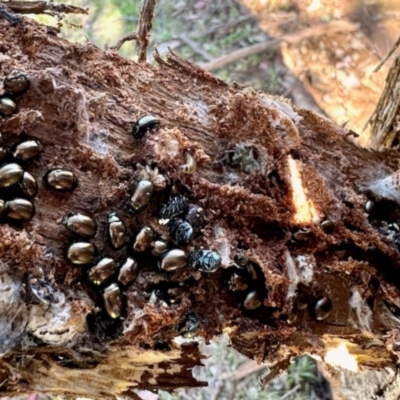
[20,0,400,399]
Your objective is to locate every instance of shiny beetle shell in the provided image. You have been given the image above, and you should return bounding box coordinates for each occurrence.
[4,74,30,94]
[180,152,196,174]
[159,195,189,220]
[321,219,334,234]
[44,168,78,191]
[5,198,34,222]
[62,212,97,238]
[296,292,309,310]
[107,213,127,249]
[103,283,122,319]
[0,147,5,162]
[67,242,97,265]
[12,140,43,161]
[151,240,168,256]
[178,312,199,338]
[365,200,375,214]
[159,249,187,271]
[27,275,54,305]
[134,115,160,138]
[130,180,153,212]
[19,171,38,198]
[167,287,183,304]
[118,257,139,286]
[0,199,6,219]
[87,257,117,286]
[133,226,154,252]
[168,218,193,245]
[0,163,24,188]
[185,205,205,228]
[0,97,16,116]
[244,291,262,310]
[314,296,332,320]
[188,250,221,273]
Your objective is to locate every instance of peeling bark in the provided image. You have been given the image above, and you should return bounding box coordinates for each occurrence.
[1,14,400,398]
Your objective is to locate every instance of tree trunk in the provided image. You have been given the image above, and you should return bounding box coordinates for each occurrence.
[2,12,400,399]
[368,54,400,149]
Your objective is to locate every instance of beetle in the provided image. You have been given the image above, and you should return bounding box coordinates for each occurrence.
[177,312,199,338]
[0,163,24,188]
[132,226,154,252]
[44,168,78,191]
[159,249,187,271]
[66,242,97,265]
[159,195,189,220]
[185,205,205,229]
[188,250,221,273]
[107,213,127,249]
[12,140,43,161]
[4,74,30,94]
[243,291,262,310]
[0,97,16,116]
[26,274,54,305]
[168,218,193,245]
[130,180,153,212]
[19,171,38,198]
[103,283,122,319]
[118,257,139,286]
[321,219,334,234]
[62,212,97,238]
[314,296,332,321]
[151,240,168,256]
[5,198,34,222]
[87,257,117,286]
[133,115,160,138]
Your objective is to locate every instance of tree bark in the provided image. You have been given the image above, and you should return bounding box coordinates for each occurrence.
[368,54,400,149]
[2,13,400,399]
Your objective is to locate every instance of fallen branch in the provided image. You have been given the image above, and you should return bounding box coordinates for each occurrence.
[0,1,88,15]
[200,20,358,71]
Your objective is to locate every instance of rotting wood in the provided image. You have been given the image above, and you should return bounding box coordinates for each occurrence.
[2,13,400,399]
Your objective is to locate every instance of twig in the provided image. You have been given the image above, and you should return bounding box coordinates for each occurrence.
[221,360,267,380]
[108,0,156,59]
[374,35,400,72]
[178,34,214,62]
[109,32,140,52]
[201,20,358,71]
[136,0,156,63]
[0,1,88,15]
[279,384,301,400]
[0,3,21,24]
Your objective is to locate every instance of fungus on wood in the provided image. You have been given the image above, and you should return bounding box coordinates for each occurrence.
[2,6,400,399]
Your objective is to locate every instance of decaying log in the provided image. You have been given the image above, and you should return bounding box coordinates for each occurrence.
[2,13,400,399]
